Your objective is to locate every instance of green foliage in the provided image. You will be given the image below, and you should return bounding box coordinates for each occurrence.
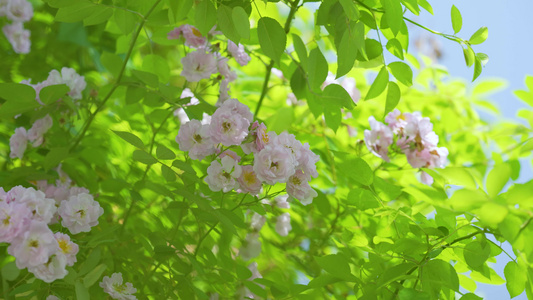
[0,0,531,299]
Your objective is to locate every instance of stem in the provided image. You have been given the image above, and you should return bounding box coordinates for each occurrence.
[70,0,163,151]
[253,0,300,117]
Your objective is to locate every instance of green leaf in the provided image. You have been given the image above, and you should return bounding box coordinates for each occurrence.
[324,106,342,132]
[399,288,430,300]
[418,0,433,14]
[459,294,482,300]
[339,157,373,186]
[384,81,400,116]
[449,189,488,211]
[100,52,123,78]
[486,163,511,197]
[236,264,252,279]
[217,5,240,44]
[477,52,489,66]
[322,84,354,109]
[161,165,176,182]
[381,0,404,35]
[472,57,482,81]
[75,281,90,300]
[112,130,145,149]
[156,145,176,160]
[463,241,490,270]
[169,0,193,22]
[307,47,328,91]
[132,150,157,165]
[315,254,356,281]
[292,34,308,69]
[142,54,170,83]
[504,261,527,298]
[339,0,359,20]
[126,86,145,105]
[366,67,389,100]
[386,38,404,60]
[257,17,286,66]
[472,79,507,96]
[337,22,364,78]
[39,84,70,105]
[347,188,379,210]
[195,0,217,36]
[83,6,113,26]
[388,61,413,87]
[114,9,138,35]
[463,46,475,67]
[377,263,417,288]
[0,83,36,102]
[44,147,69,170]
[421,259,459,298]
[451,5,462,34]
[131,69,159,87]
[83,263,107,288]
[1,261,20,281]
[267,106,294,133]
[55,1,97,23]
[232,6,250,40]
[469,26,489,45]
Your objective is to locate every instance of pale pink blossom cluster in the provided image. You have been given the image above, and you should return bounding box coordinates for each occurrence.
[168,24,249,104]
[0,0,33,53]
[99,272,137,300]
[0,184,100,283]
[22,67,87,103]
[9,115,53,159]
[176,99,319,205]
[364,109,449,184]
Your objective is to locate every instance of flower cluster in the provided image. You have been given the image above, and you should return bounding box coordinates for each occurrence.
[0,177,103,282]
[0,0,33,53]
[168,24,250,104]
[364,109,449,184]
[9,67,87,160]
[0,182,103,282]
[99,272,137,300]
[176,99,319,204]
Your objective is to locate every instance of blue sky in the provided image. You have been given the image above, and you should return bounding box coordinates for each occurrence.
[409,1,533,299]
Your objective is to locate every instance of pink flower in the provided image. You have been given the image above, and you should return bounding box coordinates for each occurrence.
[271,132,304,162]
[205,156,242,192]
[241,122,271,154]
[275,213,292,236]
[9,127,28,159]
[399,113,439,151]
[364,116,393,162]
[209,99,252,146]
[5,0,33,22]
[227,40,251,66]
[16,187,56,224]
[168,25,207,48]
[28,253,68,283]
[58,193,104,234]
[2,22,30,54]
[28,114,53,147]
[8,220,59,269]
[0,201,32,243]
[181,51,217,82]
[405,146,448,169]
[218,78,231,104]
[286,170,317,205]
[253,145,297,185]
[54,232,78,266]
[217,56,237,82]
[385,109,408,134]
[176,120,216,160]
[237,165,262,195]
[45,67,86,100]
[420,171,434,185]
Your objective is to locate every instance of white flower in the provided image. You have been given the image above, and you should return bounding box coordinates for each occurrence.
[239,233,261,261]
[205,156,242,192]
[275,213,292,236]
[5,0,33,22]
[286,170,317,205]
[0,201,32,243]
[209,99,252,146]
[271,132,303,162]
[2,22,30,54]
[237,165,262,195]
[46,296,60,300]
[58,193,104,234]
[250,213,266,231]
[253,145,297,185]
[27,115,53,147]
[227,41,251,66]
[17,187,56,224]
[296,142,320,179]
[176,119,216,160]
[9,127,28,159]
[364,116,394,162]
[274,195,290,209]
[45,68,86,100]
[217,57,237,82]
[28,253,68,283]
[54,232,78,266]
[99,273,138,300]
[8,220,59,269]
[181,51,218,82]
